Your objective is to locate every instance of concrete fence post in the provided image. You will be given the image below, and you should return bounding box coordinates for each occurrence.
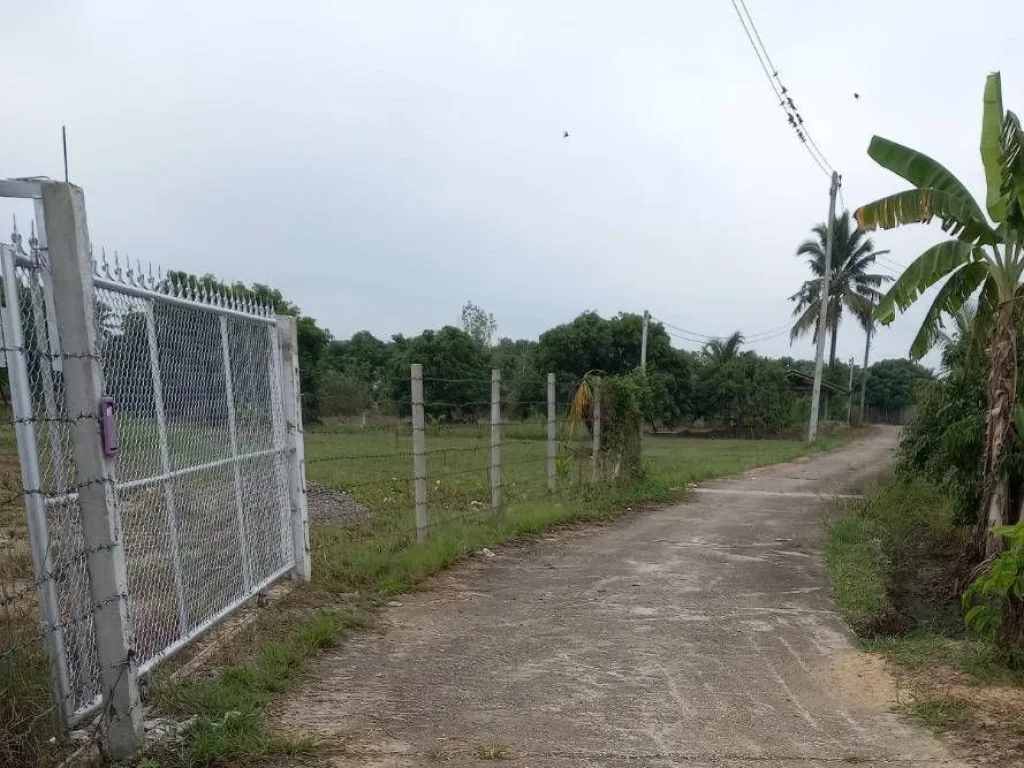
[591,378,601,484]
[491,369,501,514]
[44,183,143,758]
[546,373,556,494]
[411,364,428,542]
[277,315,311,580]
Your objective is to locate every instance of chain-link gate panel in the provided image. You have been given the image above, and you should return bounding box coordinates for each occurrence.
[2,233,295,725]
[93,265,294,679]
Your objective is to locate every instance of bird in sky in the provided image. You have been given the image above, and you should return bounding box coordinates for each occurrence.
[854,93,860,100]
[563,131,569,138]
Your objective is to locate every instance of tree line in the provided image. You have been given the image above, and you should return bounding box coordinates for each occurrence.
[300,305,928,434]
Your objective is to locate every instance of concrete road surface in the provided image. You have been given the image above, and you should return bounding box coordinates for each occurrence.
[279,427,967,767]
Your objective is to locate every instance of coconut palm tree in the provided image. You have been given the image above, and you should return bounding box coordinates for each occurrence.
[789,211,892,367]
[855,71,1024,559]
[703,331,744,364]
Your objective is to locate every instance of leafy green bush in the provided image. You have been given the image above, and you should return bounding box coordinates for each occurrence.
[318,370,373,416]
[600,368,651,479]
[695,355,796,434]
[963,521,1024,663]
[896,371,986,526]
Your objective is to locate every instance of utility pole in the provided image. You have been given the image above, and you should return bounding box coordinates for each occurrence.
[640,310,650,370]
[638,310,650,458]
[808,170,840,442]
[846,356,855,424]
[859,297,874,425]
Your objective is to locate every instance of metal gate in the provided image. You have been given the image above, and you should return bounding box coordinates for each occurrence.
[0,181,302,730]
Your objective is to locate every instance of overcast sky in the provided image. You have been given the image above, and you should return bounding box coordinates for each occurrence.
[2,1,1020,369]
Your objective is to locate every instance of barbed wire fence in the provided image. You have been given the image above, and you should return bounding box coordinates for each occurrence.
[303,367,614,581]
[0,189,635,765]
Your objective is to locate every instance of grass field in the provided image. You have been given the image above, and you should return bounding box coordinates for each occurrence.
[1,416,857,766]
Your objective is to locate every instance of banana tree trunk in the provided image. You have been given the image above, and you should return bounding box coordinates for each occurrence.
[977,302,1016,560]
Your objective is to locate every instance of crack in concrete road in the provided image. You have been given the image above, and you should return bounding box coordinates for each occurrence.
[277,427,969,767]
[691,488,866,500]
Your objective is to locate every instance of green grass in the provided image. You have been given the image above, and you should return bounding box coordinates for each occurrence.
[900,696,975,732]
[825,476,1024,758]
[825,512,891,635]
[861,631,1024,686]
[147,611,365,767]
[473,739,512,760]
[824,479,955,636]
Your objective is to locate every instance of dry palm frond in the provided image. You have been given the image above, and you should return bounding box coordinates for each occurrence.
[564,371,600,442]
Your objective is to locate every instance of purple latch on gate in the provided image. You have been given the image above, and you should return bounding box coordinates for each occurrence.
[99,396,118,458]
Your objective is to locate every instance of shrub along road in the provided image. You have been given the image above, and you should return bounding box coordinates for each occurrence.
[276,427,967,766]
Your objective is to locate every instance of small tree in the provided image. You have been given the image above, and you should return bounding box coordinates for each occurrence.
[461,301,496,347]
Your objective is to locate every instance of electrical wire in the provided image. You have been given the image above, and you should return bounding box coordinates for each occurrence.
[739,0,836,176]
[653,315,793,345]
[877,253,909,272]
[729,0,835,178]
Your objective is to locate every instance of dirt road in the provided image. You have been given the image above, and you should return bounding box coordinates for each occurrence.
[279,427,967,767]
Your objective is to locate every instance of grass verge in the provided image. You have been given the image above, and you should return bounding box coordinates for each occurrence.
[825,478,956,636]
[900,696,975,732]
[825,477,1024,764]
[127,429,857,767]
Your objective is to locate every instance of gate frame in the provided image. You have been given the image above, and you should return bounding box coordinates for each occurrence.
[1,178,311,759]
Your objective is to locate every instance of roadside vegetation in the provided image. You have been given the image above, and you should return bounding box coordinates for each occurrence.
[826,477,1024,765]
[822,71,1024,766]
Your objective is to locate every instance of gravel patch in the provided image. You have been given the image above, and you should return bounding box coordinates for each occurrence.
[307,482,373,526]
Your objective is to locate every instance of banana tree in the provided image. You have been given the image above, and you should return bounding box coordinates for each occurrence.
[855,72,1024,560]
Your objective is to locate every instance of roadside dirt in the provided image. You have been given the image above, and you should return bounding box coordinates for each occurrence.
[274,427,972,766]
[889,662,1024,767]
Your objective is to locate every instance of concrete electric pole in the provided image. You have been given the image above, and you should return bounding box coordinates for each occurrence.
[846,357,855,424]
[859,297,874,425]
[808,171,840,442]
[640,310,650,370]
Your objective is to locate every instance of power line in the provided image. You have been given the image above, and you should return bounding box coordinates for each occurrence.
[729,0,836,178]
[655,317,715,341]
[876,253,908,272]
[745,323,794,342]
[653,315,793,345]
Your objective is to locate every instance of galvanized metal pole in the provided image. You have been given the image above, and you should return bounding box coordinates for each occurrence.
[220,315,252,592]
[490,369,501,514]
[44,182,143,757]
[591,378,601,483]
[411,364,428,542]
[546,373,556,494]
[0,243,74,725]
[144,304,189,630]
[808,171,840,442]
